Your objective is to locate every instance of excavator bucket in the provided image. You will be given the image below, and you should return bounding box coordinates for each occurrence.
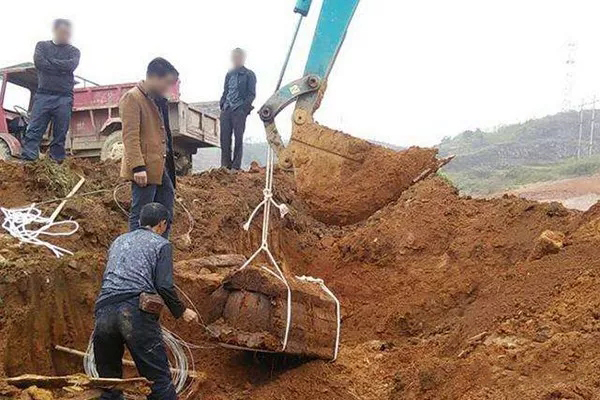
[285,121,448,225]
[207,265,340,360]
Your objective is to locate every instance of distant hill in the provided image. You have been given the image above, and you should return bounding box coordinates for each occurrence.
[438,111,600,194]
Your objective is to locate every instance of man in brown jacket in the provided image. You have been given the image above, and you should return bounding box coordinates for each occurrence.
[120,58,178,238]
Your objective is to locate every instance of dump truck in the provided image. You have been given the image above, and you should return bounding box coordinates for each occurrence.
[0,62,220,175]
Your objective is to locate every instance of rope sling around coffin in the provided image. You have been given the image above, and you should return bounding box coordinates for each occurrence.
[228,145,341,361]
[222,11,342,360]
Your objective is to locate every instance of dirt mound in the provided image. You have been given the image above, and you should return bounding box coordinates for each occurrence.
[2,158,600,399]
[289,122,442,225]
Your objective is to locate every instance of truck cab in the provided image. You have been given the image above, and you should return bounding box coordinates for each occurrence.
[0,63,36,158]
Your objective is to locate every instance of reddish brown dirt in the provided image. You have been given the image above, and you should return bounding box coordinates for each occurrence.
[290,122,441,225]
[1,158,600,399]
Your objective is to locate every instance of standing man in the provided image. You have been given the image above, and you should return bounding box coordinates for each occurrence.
[219,48,256,170]
[120,58,178,238]
[21,19,80,162]
[93,202,198,400]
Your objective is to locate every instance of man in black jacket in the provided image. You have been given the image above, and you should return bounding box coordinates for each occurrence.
[93,203,198,400]
[21,19,80,162]
[219,48,256,170]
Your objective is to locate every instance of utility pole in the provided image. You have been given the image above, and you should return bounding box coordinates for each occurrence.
[578,101,584,159]
[590,96,597,156]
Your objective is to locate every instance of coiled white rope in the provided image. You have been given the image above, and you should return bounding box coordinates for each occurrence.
[84,327,194,395]
[0,176,126,259]
[83,285,219,397]
[0,204,79,258]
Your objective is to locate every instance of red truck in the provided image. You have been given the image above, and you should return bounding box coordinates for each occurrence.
[0,62,220,174]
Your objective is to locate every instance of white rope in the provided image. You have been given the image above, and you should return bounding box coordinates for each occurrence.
[237,11,340,357]
[112,183,130,217]
[241,140,341,359]
[296,275,342,361]
[174,284,219,342]
[0,204,79,258]
[240,146,293,351]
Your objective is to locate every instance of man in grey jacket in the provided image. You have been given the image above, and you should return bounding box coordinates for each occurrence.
[93,203,197,400]
[21,19,80,162]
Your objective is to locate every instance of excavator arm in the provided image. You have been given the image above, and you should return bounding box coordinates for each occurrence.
[208,0,451,361]
[296,0,360,112]
[259,0,360,166]
[259,0,447,226]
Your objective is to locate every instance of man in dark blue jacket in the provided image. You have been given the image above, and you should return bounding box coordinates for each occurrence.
[21,19,80,162]
[219,48,256,170]
[93,203,198,400]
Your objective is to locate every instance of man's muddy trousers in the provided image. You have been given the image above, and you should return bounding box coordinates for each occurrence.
[93,298,176,400]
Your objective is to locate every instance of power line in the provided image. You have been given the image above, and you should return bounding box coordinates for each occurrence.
[578,101,584,159]
[561,41,577,111]
[590,96,597,156]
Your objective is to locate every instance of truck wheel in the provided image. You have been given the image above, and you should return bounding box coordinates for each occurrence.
[174,150,193,176]
[0,139,11,161]
[100,130,124,161]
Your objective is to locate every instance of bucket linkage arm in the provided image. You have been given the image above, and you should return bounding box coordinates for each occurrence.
[258,0,360,168]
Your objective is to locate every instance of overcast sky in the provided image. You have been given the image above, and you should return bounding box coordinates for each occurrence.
[1,0,600,147]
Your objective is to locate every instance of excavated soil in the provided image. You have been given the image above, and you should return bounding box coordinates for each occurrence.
[1,156,600,399]
[289,122,441,225]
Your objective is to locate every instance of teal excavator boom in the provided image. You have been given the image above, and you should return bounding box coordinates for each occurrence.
[259,0,360,165]
[259,0,445,226]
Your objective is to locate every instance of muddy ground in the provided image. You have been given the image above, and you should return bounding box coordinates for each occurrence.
[1,156,600,399]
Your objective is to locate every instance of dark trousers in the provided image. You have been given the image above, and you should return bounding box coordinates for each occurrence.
[129,169,174,238]
[93,299,176,400]
[21,93,73,161]
[220,107,247,170]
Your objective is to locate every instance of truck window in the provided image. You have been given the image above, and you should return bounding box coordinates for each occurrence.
[2,80,31,112]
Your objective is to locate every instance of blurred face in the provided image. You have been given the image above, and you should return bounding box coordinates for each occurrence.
[147,73,178,97]
[231,50,246,69]
[53,24,72,45]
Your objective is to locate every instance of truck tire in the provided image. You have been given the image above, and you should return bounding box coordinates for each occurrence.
[0,139,11,161]
[174,150,193,176]
[102,131,193,175]
[100,130,124,161]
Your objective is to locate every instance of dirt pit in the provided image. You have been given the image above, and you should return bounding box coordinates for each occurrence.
[1,158,600,399]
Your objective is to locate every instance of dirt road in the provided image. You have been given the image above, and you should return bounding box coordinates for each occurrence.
[495,174,600,211]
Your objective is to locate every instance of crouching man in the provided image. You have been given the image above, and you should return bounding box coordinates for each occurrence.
[93,203,198,400]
